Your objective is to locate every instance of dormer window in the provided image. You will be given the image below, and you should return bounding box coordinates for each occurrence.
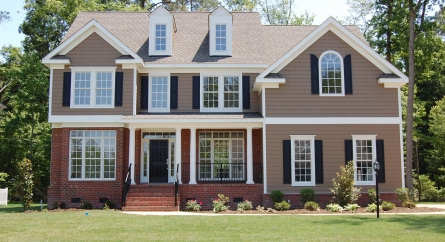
[149,6,173,56]
[209,7,232,56]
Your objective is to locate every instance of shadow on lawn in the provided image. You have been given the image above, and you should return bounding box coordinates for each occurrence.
[314,216,445,235]
[0,202,47,213]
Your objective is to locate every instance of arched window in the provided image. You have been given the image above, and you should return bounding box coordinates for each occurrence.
[319,51,344,95]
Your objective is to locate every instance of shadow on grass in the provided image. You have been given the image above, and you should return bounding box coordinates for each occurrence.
[313,215,445,235]
[0,202,47,213]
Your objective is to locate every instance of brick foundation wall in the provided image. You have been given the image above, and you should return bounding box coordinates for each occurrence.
[48,127,127,209]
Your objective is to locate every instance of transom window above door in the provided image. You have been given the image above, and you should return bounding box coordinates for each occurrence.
[201,74,242,112]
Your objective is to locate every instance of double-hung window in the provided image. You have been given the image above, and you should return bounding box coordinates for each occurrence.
[155,24,167,51]
[201,74,241,112]
[148,74,169,112]
[215,24,226,51]
[69,130,116,180]
[319,51,344,96]
[290,135,315,186]
[352,135,376,185]
[198,132,244,181]
[71,67,116,108]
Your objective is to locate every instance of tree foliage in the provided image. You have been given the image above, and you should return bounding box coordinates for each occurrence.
[259,0,315,25]
[0,10,11,24]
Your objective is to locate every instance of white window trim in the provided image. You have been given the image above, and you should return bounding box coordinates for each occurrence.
[209,19,232,56]
[290,135,316,186]
[200,72,242,112]
[149,18,172,56]
[352,134,377,185]
[148,73,170,113]
[319,50,345,96]
[70,67,116,108]
[68,130,117,181]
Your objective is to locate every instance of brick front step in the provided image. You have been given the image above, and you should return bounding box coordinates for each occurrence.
[121,206,179,212]
[127,192,176,197]
[123,184,179,211]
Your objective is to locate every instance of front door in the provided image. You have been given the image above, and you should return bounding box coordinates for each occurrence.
[149,140,169,183]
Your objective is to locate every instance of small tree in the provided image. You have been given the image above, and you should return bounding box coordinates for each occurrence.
[13,158,34,211]
[330,161,361,206]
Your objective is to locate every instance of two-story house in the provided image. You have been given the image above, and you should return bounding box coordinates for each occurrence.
[42,6,407,210]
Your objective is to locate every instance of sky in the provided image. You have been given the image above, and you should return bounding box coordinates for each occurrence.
[0,0,351,49]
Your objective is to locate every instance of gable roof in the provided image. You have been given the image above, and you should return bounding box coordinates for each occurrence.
[56,11,367,67]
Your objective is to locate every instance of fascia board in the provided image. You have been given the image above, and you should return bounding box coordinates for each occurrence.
[379,77,408,88]
[253,77,285,92]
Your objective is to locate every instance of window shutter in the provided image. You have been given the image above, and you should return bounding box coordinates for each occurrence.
[170,76,178,109]
[310,54,319,94]
[115,72,123,106]
[376,139,385,183]
[192,76,200,109]
[345,140,353,165]
[283,140,291,184]
[315,140,324,184]
[140,76,148,109]
[242,76,250,109]
[344,54,353,94]
[62,72,71,106]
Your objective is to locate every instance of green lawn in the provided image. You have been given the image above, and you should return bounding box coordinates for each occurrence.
[0,205,444,241]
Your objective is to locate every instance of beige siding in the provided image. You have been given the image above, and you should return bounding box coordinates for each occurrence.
[266,124,402,193]
[266,31,399,117]
[66,32,122,66]
[52,66,133,115]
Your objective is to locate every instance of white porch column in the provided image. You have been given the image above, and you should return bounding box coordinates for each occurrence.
[175,127,182,184]
[189,127,197,184]
[129,127,136,185]
[246,127,254,184]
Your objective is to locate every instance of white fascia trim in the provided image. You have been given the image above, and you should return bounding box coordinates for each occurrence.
[123,118,264,125]
[142,63,268,69]
[42,59,70,65]
[49,68,54,120]
[49,115,122,123]
[378,77,408,88]
[253,77,285,92]
[115,59,143,65]
[258,17,408,83]
[42,20,142,63]
[61,123,125,128]
[265,117,401,125]
[124,122,263,129]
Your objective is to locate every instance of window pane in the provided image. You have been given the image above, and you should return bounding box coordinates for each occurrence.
[294,140,312,182]
[151,77,168,109]
[215,24,227,51]
[203,77,219,108]
[155,24,167,51]
[74,72,91,105]
[355,139,373,182]
[320,53,342,94]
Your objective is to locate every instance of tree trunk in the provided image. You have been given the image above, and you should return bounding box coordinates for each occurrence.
[406,0,416,195]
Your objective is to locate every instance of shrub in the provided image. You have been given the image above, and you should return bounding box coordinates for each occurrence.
[0,172,8,188]
[104,200,116,209]
[366,203,379,212]
[267,207,275,213]
[300,188,315,203]
[395,188,410,203]
[402,201,416,208]
[52,201,67,209]
[212,194,229,213]
[237,200,253,211]
[274,201,291,211]
[416,174,439,201]
[344,203,360,211]
[326,203,343,212]
[80,201,94,209]
[330,161,361,206]
[381,201,396,211]
[270,190,284,203]
[367,188,377,205]
[256,205,265,212]
[185,199,202,211]
[438,188,445,202]
[304,201,319,211]
[13,158,34,211]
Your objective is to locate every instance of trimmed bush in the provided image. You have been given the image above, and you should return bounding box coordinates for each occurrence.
[330,161,361,206]
[395,188,410,203]
[326,203,343,212]
[104,200,116,209]
[344,203,360,211]
[304,201,319,211]
[381,201,396,211]
[237,200,253,211]
[270,190,284,203]
[300,188,315,203]
[213,194,230,213]
[367,188,377,205]
[274,201,291,211]
[52,201,67,209]
[80,201,93,209]
[366,203,379,212]
[402,201,416,208]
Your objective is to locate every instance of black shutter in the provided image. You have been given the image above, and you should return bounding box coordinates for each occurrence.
[283,140,291,184]
[115,72,123,106]
[310,54,319,94]
[192,76,200,109]
[345,140,353,165]
[170,76,178,109]
[242,76,250,109]
[376,140,385,183]
[344,54,353,94]
[140,76,148,109]
[62,72,71,106]
[315,140,324,184]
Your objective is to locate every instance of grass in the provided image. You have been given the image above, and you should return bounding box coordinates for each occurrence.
[0,202,47,213]
[0,204,445,241]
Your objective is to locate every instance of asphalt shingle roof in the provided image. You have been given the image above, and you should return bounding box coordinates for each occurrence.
[63,11,367,66]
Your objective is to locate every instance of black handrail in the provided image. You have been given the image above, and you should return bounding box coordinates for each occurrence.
[174,164,179,207]
[122,163,132,208]
[198,162,246,183]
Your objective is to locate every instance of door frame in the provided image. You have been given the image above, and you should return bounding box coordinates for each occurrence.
[140,137,176,184]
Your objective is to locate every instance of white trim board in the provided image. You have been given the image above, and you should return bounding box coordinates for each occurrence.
[49,115,123,123]
[265,117,401,125]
